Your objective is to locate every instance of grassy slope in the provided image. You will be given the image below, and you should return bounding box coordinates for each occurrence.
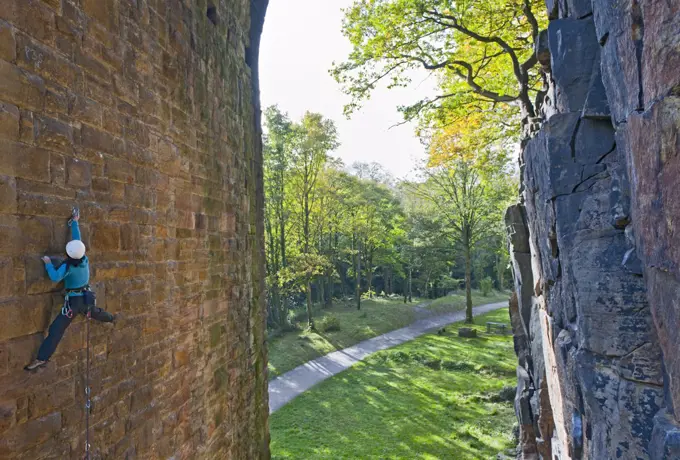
[267,292,510,379]
[270,309,517,459]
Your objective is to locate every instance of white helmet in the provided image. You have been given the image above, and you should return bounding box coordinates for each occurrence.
[66,240,86,259]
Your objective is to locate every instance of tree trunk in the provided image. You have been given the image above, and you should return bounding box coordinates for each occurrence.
[408,267,413,303]
[464,231,473,323]
[319,281,325,309]
[356,240,362,310]
[367,269,373,299]
[306,282,314,329]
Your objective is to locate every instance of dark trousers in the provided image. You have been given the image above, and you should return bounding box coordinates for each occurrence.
[37,295,114,361]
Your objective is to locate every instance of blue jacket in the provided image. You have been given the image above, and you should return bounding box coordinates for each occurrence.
[45,221,89,297]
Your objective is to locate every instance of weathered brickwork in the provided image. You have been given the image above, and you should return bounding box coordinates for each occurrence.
[0,0,269,458]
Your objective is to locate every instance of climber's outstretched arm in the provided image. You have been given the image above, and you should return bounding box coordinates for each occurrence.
[42,257,67,282]
[70,211,81,241]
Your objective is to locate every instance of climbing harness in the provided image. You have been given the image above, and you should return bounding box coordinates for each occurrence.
[61,302,74,318]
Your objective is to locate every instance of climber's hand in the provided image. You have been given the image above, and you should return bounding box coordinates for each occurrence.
[41,256,51,264]
[73,213,80,222]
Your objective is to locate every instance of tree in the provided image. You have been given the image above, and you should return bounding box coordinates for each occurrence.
[414,128,513,322]
[287,112,339,328]
[263,106,293,327]
[351,161,394,186]
[332,0,548,139]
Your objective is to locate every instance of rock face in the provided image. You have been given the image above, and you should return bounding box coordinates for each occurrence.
[0,0,269,458]
[508,0,680,458]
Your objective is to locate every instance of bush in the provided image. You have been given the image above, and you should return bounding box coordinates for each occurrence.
[480,277,494,297]
[497,386,516,402]
[317,315,341,332]
[287,309,306,324]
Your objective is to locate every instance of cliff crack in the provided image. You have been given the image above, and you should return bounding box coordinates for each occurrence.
[569,117,582,159]
[596,144,617,164]
[631,0,645,110]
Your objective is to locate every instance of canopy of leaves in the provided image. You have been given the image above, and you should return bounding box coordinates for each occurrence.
[332,0,548,138]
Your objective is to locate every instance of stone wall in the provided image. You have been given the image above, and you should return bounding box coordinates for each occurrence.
[508,0,680,458]
[0,0,269,458]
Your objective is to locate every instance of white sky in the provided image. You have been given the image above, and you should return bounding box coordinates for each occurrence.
[259,0,438,180]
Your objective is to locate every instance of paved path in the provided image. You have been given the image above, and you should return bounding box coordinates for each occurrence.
[268,301,507,413]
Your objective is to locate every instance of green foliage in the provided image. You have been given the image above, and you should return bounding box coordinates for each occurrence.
[480,277,494,296]
[270,309,517,459]
[317,315,341,333]
[332,0,548,126]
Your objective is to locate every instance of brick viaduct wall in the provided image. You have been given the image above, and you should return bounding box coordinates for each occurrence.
[0,0,269,458]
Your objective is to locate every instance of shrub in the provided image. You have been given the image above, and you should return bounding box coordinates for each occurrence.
[480,277,494,297]
[317,315,341,332]
[498,386,516,402]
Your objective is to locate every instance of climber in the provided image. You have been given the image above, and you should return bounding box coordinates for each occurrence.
[24,209,116,371]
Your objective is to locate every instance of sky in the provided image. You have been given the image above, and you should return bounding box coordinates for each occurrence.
[259,0,438,180]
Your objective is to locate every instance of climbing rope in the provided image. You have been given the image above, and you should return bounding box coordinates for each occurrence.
[84,304,91,460]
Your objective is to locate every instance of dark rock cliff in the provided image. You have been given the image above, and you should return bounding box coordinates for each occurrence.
[508,0,680,458]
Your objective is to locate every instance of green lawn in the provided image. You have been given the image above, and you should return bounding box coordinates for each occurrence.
[270,309,517,459]
[267,292,510,379]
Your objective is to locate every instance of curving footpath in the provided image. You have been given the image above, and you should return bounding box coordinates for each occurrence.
[268,301,508,413]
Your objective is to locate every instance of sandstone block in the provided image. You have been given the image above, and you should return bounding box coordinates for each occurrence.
[0,295,52,340]
[0,176,17,214]
[0,103,20,141]
[91,222,120,251]
[81,124,124,156]
[0,60,44,112]
[0,221,21,257]
[65,158,91,188]
[0,412,61,456]
[44,86,70,116]
[17,192,73,218]
[16,33,81,88]
[14,143,51,184]
[70,95,102,126]
[27,379,73,420]
[0,400,16,434]
[0,0,55,45]
[81,0,118,31]
[104,157,135,183]
[34,115,74,153]
[0,259,15,300]
[18,216,52,254]
[0,20,16,63]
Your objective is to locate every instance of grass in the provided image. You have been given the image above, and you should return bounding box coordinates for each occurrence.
[268,297,417,379]
[267,291,510,379]
[270,309,517,460]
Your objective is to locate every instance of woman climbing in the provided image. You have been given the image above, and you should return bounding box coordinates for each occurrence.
[24,209,117,371]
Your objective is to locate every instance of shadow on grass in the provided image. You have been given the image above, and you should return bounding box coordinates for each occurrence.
[271,309,517,460]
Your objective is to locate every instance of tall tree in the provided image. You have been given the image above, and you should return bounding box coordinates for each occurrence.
[415,126,513,322]
[263,106,293,327]
[288,112,339,327]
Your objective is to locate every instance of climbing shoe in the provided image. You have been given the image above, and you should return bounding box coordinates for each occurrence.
[24,359,47,371]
